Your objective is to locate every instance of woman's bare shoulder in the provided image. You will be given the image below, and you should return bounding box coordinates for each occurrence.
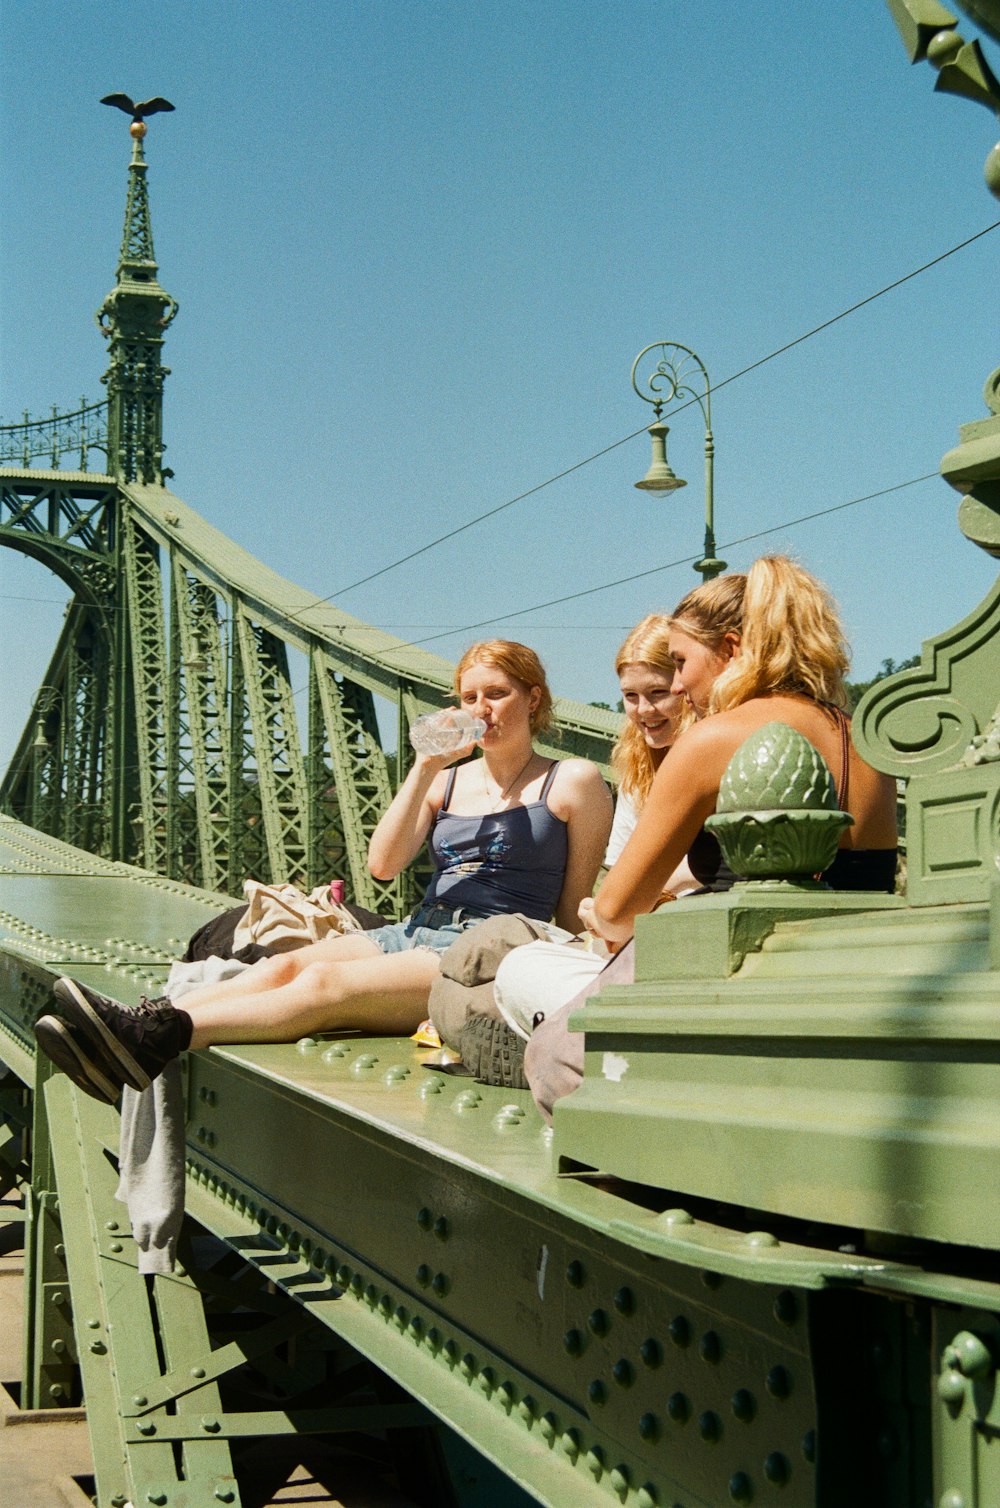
[548,757,612,813]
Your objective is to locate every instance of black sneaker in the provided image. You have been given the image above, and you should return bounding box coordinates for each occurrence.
[34,978,190,1104]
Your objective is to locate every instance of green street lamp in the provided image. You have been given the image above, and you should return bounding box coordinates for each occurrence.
[632,341,726,582]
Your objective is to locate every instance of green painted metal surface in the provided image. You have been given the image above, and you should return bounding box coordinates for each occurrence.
[0,16,999,1504]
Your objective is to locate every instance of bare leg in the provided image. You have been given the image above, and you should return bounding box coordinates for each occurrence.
[185,946,441,1047]
[172,933,384,1013]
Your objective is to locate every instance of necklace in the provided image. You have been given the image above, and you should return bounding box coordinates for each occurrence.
[483,751,536,812]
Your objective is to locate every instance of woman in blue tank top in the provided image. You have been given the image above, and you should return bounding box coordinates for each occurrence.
[36,641,612,1102]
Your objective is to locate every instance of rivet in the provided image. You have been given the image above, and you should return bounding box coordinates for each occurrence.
[700,1330,722,1364]
[588,1308,610,1336]
[744,1230,778,1249]
[378,1294,392,1315]
[564,1328,584,1356]
[640,1338,662,1367]
[394,1305,409,1330]
[409,1316,425,1340]
[335,1263,351,1286]
[637,1485,659,1508]
[701,1269,723,1289]
[51,1339,66,1354]
[938,1369,965,1405]
[802,1429,816,1463]
[499,1380,516,1409]
[138,1420,157,1435]
[766,1365,792,1400]
[416,1207,432,1229]
[109,1241,123,1253]
[213,1492,235,1504]
[638,1412,659,1441]
[661,1207,693,1226]
[586,1446,605,1478]
[764,1452,790,1486]
[698,1410,722,1442]
[133,1394,148,1407]
[588,1379,607,1405]
[667,1391,690,1423]
[613,1286,635,1316]
[432,1272,450,1296]
[433,1216,450,1239]
[610,1464,631,1497]
[668,1315,691,1347]
[87,1318,100,1329]
[416,1264,432,1287]
[566,1259,585,1287]
[89,1340,106,1355]
[518,1396,536,1422]
[202,1416,221,1433]
[365,1284,379,1306]
[560,1428,580,1460]
[146,1495,167,1506]
[731,1388,756,1422]
[612,1358,634,1387]
[728,1471,753,1503]
[191,1366,206,1379]
[773,1291,798,1326]
[105,1220,119,1231]
[539,1411,557,1444]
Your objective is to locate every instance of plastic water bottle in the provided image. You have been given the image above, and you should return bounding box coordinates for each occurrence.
[409,708,487,755]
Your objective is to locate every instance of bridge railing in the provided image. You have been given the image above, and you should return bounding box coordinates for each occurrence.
[0,399,109,472]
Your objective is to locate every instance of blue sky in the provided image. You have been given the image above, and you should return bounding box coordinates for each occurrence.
[2,0,998,767]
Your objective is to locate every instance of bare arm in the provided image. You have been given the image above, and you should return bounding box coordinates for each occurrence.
[368,747,473,881]
[590,719,736,941]
[550,760,613,933]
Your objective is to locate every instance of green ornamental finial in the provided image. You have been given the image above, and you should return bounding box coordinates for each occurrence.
[705,722,853,883]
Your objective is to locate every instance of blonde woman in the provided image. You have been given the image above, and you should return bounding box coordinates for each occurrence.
[528,556,898,1116]
[493,615,695,1037]
[36,641,612,1103]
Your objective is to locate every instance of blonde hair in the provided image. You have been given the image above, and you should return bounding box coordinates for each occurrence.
[611,614,689,806]
[670,555,850,714]
[453,640,553,733]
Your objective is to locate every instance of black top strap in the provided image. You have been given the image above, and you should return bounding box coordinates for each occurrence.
[539,760,560,802]
[836,708,850,811]
[441,766,458,811]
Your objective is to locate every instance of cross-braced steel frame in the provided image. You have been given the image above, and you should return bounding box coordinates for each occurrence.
[0,468,616,915]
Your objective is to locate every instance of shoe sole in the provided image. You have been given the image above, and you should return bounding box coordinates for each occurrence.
[33,1014,123,1104]
[51,977,151,1092]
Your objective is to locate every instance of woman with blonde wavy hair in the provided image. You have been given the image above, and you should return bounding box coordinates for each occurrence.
[528,556,898,1117]
[583,555,898,938]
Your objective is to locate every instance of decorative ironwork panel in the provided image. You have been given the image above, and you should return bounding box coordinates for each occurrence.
[121,513,170,872]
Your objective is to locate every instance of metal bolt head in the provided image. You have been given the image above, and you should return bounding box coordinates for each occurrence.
[764,1453,790,1486]
[201,1416,221,1433]
[728,1471,753,1503]
[138,1420,157,1436]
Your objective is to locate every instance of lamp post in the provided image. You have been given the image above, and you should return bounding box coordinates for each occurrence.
[631,341,726,582]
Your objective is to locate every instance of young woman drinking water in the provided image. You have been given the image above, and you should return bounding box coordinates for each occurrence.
[35,640,612,1104]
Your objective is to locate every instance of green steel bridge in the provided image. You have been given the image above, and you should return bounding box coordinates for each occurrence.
[1,4,1000,1505]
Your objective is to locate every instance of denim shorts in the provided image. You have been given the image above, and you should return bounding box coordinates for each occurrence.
[367,901,490,957]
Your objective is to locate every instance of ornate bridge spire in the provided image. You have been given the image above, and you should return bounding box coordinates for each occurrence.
[96,96,178,484]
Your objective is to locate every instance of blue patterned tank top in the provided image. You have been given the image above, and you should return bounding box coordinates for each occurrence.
[422,761,568,920]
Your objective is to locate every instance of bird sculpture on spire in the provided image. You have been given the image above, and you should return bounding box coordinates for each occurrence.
[101,94,175,140]
[101,93,175,122]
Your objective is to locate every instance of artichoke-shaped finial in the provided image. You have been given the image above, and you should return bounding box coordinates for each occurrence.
[705,721,853,883]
